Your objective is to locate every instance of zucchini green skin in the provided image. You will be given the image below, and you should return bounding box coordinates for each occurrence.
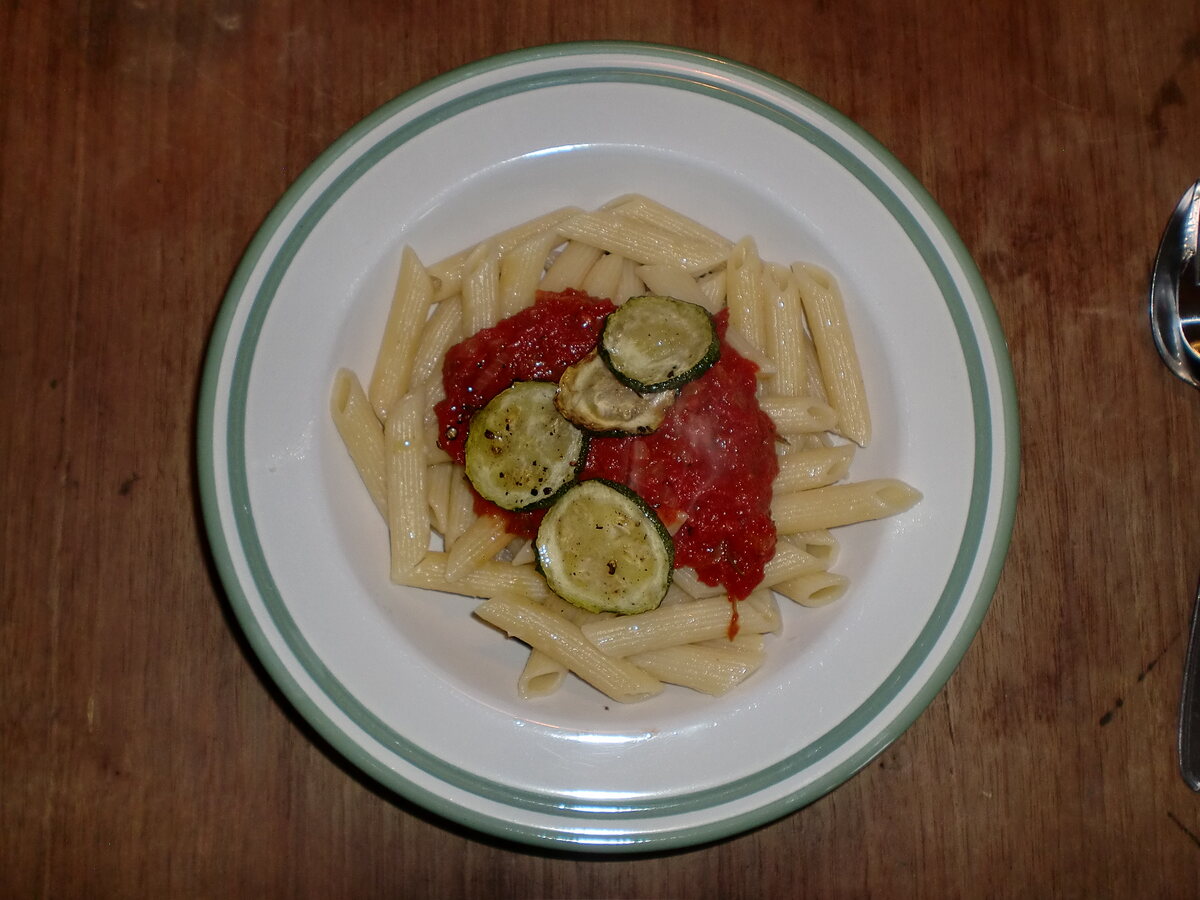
[463,381,588,511]
[598,295,720,393]
[554,350,678,437]
[535,478,674,615]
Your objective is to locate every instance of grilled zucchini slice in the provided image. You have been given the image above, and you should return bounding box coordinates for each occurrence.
[535,479,674,615]
[464,381,587,511]
[598,295,719,393]
[555,350,676,436]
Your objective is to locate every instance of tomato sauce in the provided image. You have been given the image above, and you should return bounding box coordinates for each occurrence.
[435,289,615,463]
[435,290,779,601]
[584,322,778,600]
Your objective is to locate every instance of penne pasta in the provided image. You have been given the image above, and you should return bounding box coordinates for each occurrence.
[759,395,840,434]
[385,390,430,580]
[369,246,436,420]
[772,479,923,534]
[629,643,763,696]
[580,252,626,301]
[400,553,551,600]
[443,468,476,549]
[580,596,778,659]
[475,593,663,703]
[517,649,568,699]
[409,296,463,390]
[765,264,808,396]
[723,323,777,376]
[429,206,580,301]
[742,588,783,634]
[499,231,560,316]
[556,210,728,274]
[792,262,871,446]
[669,567,721,600]
[615,257,646,304]
[636,262,717,311]
[698,267,727,309]
[785,530,841,568]
[539,240,603,292]
[329,368,387,516]
[774,444,856,493]
[424,442,452,467]
[425,461,453,537]
[699,632,766,655]
[444,513,510,581]
[726,236,768,352]
[461,240,501,335]
[660,583,697,606]
[607,194,733,257]
[773,570,850,607]
[619,259,648,304]
[801,327,829,403]
[508,538,535,567]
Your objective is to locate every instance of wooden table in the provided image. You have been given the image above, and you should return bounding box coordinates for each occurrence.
[5,0,1200,895]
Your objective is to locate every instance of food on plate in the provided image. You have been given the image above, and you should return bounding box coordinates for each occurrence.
[330,195,922,702]
[535,478,674,616]
[554,350,676,436]
[463,381,587,511]
[597,294,719,392]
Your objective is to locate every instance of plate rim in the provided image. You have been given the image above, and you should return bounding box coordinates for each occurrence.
[197,40,1020,851]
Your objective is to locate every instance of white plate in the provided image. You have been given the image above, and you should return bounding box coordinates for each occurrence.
[198,42,1018,851]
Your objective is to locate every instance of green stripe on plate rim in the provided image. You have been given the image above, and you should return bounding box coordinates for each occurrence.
[198,43,1018,850]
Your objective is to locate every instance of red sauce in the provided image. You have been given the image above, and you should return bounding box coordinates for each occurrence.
[435,290,614,464]
[435,290,779,603]
[584,318,778,600]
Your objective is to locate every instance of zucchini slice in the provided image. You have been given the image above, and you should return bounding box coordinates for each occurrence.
[535,479,674,615]
[464,381,587,511]
[555,350,676,436]
[598,295,720,393]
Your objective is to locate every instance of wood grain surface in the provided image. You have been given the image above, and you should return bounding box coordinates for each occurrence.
[4,0,1200,896]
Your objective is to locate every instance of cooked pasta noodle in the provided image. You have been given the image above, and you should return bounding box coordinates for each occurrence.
[331,196,920,702]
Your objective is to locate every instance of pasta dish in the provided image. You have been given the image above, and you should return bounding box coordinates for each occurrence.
[330,195,921,703]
